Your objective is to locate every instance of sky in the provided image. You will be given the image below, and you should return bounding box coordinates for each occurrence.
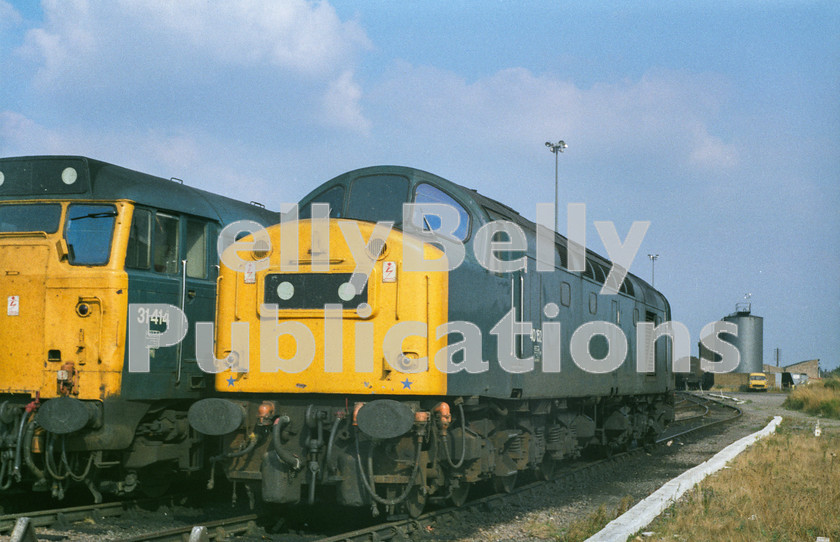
[1,1,838,371]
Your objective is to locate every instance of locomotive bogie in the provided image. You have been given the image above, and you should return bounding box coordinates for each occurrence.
[198,392,671,515]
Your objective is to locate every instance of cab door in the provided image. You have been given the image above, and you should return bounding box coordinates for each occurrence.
[179,218,217,391]
[123,208,185,399]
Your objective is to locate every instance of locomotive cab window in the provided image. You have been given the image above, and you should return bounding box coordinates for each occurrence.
[299,185,345,219]
[126,208,151,269]
[412,183,471,241]
[153,213,179,274]
[186,220,208,279]
[64,203,117,266]
[346,174,409,225]
[0,203,62,233]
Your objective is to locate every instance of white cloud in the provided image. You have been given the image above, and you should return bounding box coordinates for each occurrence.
[322,70,370,133]
[0,111,68,155]
[135,130,201,173]
[15,0,373,134]
[688,126,739,169]
[20,0,371,84]
[370,63,738,171]
[0,1,22,28]
[0,111,192,179]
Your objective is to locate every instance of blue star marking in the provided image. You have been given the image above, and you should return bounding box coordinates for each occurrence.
[401,378,412,390]
[226,376,236,387]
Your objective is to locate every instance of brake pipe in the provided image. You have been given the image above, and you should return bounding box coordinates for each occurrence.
[22,420,44,482]
[211,432,258,463]
[354,423,425,507]
[12,412,27,482]
[271,415,302,470]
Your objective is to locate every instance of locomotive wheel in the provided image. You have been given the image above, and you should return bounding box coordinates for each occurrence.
[449,480,470,507]
[493,472,517,494]
[139,466,173,497]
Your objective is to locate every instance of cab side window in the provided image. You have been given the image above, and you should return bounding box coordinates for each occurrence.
[186,220,208,279]
[154,213,179,274]
[126,208,151,269]
[413,183,471,241]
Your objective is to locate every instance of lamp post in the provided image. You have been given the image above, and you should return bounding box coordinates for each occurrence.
[545,140,567,232]
[648,254,659,286]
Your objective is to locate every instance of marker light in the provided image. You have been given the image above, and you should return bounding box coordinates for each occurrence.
[61,167,78,185]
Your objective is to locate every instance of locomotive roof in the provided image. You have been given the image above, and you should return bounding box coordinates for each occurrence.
[0,155,278,226]
[303,165,668,311]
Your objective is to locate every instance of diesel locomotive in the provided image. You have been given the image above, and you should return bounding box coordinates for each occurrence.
[0,156,277,500]
[188,166,675,517]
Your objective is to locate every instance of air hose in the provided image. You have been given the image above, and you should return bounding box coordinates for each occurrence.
[443,403,467,468]
[271,416,302,471]
[354,428,423,506]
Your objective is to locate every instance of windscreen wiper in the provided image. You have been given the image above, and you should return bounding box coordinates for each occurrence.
[69,211,118,220]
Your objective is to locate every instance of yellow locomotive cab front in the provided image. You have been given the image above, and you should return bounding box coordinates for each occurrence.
[213,219,450,397]
[0,200,129,401]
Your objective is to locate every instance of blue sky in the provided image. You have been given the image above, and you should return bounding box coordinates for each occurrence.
[2,1,838,371]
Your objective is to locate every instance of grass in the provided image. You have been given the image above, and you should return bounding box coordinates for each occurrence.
[783,377,840,419]
[638,420,840,542]
[524,495,636,541]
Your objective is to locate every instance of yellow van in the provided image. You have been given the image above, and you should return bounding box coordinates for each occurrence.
[748,373,769,391]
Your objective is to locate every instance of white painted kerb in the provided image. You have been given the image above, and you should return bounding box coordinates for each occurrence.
[586,415,783,542]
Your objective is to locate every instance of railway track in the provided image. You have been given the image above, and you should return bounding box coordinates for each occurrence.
[118,514,260,542]
[1,499,139,534]
[672,394,710,422]
[0,494,232,542]
[661,391,742,441]
[0,392,741,542]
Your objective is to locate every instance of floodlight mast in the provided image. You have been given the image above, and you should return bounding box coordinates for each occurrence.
[648,253,659,286]
[545,140,567,232]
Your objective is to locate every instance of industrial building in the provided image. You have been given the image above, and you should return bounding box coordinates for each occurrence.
[712,359,820,390]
